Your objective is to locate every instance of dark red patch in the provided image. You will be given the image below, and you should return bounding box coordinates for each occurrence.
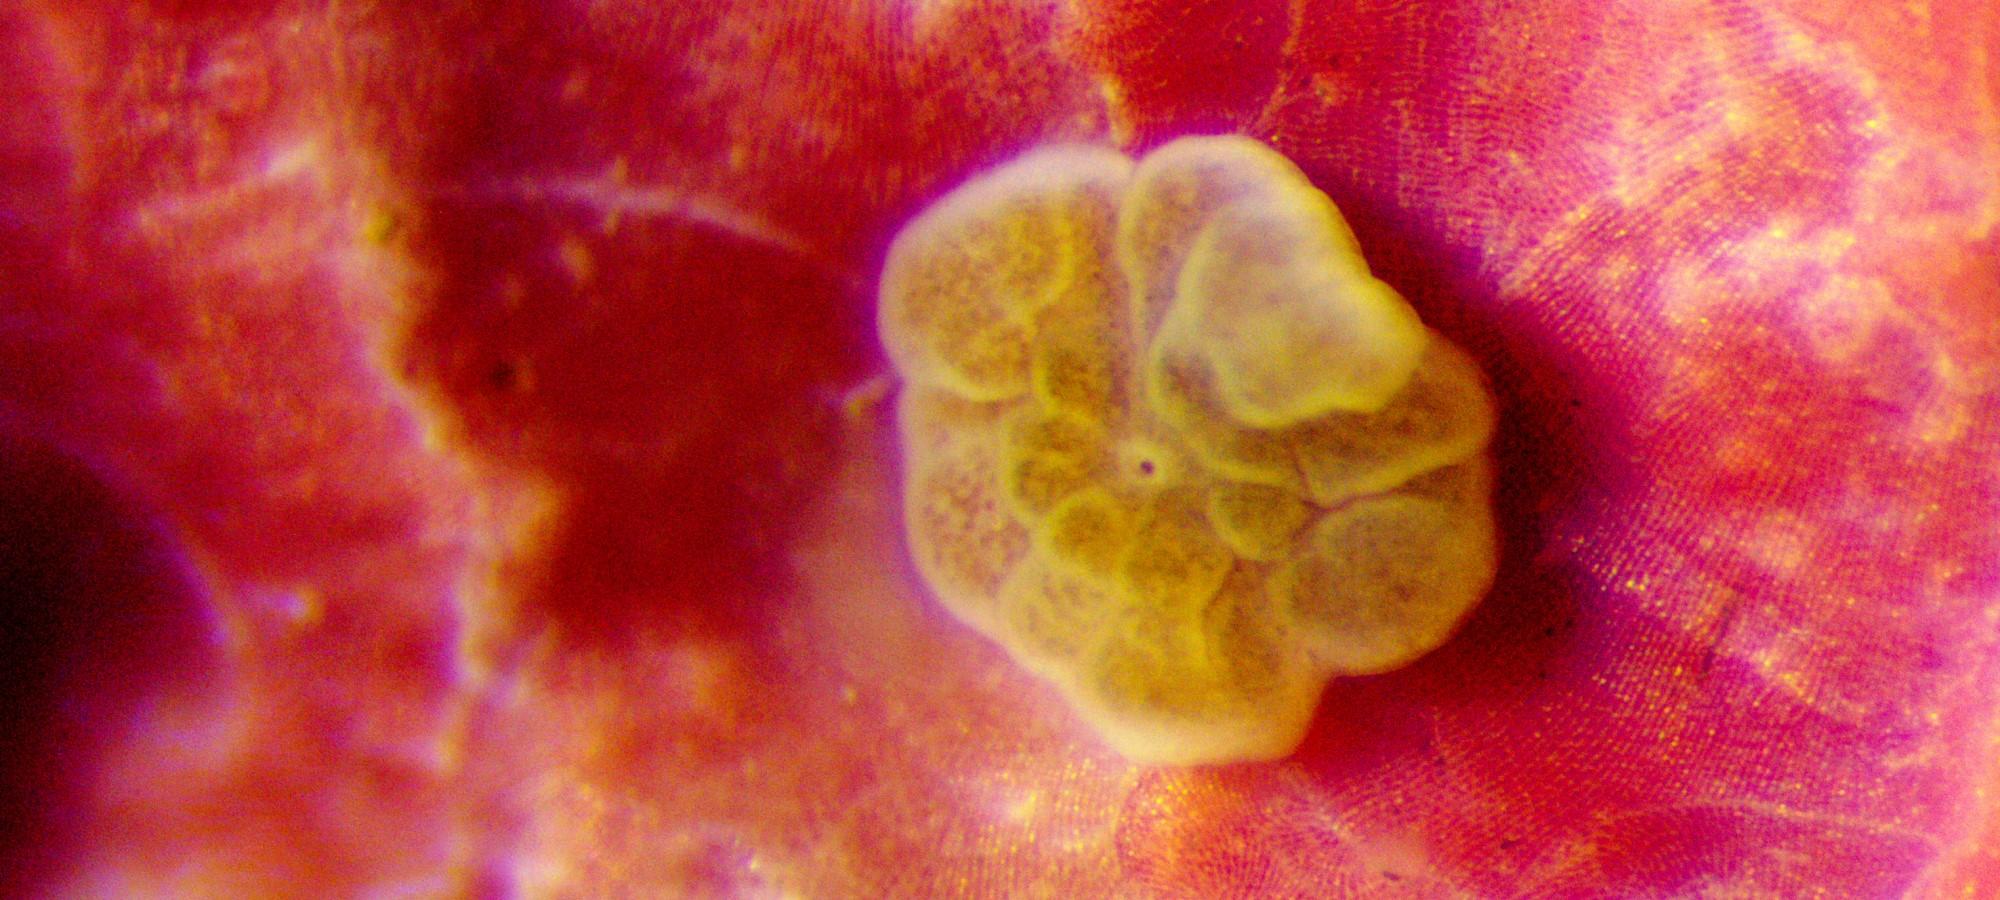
[402,192,870,646]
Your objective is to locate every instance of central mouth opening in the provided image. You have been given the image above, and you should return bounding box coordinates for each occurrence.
[1116,437,1180,486]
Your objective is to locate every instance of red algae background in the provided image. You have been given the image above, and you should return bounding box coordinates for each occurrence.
[2,0,1997,895]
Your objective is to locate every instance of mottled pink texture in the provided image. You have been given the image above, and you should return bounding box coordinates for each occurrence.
[0,0,1995,895]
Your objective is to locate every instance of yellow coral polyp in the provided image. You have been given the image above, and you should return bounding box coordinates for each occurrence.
[881,135,1500,765]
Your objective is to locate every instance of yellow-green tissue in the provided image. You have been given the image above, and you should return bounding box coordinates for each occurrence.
[880,136,1499,765]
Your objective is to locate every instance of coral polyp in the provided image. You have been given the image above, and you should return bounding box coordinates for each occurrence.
[880,136,1499,765]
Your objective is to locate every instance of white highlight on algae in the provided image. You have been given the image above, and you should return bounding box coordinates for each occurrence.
[879,136,1499,765]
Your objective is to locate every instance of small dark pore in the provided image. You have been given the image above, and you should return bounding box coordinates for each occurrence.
[486,358,527,393]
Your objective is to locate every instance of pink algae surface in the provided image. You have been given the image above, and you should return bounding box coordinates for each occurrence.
[1,0,1997,895]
